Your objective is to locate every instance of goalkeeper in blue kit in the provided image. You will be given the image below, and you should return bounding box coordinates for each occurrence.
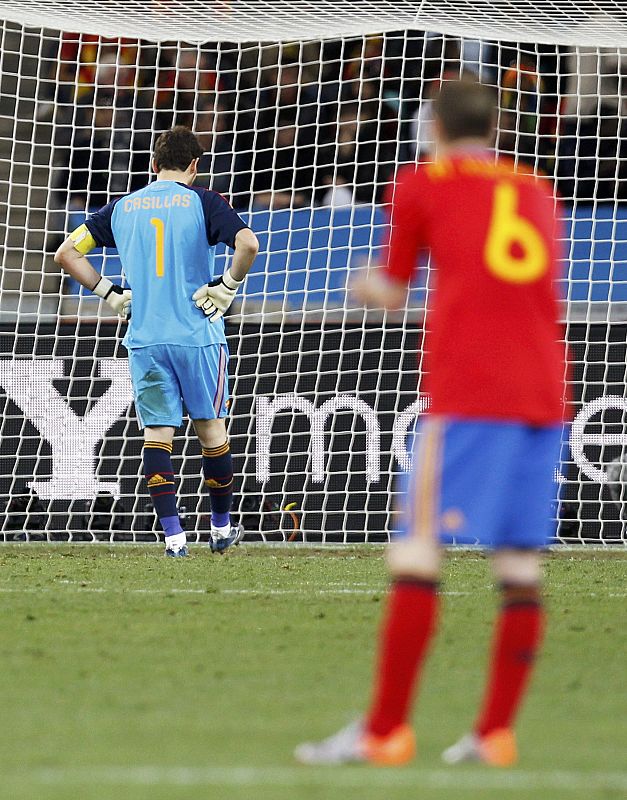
[55,127,259,556]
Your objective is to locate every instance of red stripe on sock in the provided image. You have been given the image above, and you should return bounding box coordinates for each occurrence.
[475,602,545,737]
[366,580,439,737]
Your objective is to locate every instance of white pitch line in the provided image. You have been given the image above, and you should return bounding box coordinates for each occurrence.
[1,582,625,598]
[30,764,627,792]
[0,584,471,597]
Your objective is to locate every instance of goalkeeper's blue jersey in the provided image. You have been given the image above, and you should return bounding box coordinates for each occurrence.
[84,180,247,349]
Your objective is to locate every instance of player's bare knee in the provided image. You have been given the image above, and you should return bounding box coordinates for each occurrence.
[143,426,175,445]
[193,417,227,450]
[386,537,442,581]
[492,549,542,587]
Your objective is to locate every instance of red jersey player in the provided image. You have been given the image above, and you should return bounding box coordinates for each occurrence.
[295,78,566,767]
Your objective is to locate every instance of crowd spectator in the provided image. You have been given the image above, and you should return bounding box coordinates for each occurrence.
[402,36,490,163]
[408,80,436,162]
[257,62,320,131]
[38,33,140,120]
[52,56,153,210]
[153,46,218,131]
[497,60,545,169]
[315,101,396,206]
[554,46,627,203]
[43,30,627,227]
[556,104,627,203]
[251,110,315,208]
[562,47,627,117]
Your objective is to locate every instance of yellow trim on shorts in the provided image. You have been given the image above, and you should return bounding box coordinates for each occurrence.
[69,224,97,255]
[413,418,443,541]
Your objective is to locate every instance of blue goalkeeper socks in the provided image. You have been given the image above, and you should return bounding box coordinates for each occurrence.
[202,442,233,529]
[143,441,183,535]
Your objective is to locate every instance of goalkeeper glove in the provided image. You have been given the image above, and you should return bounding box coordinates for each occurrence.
[92,277,132,319]
[192,268,243,322]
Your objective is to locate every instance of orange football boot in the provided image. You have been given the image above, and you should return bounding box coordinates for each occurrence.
[295,720,416,766]
[479,728,518,767]
[442,728,518,767]
[363,724,417,766]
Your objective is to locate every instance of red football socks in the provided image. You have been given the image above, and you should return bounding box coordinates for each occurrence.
[475,584,545,737]
[366,578,439,737]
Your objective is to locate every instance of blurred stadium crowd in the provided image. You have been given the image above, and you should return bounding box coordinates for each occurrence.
[37,32,627,219]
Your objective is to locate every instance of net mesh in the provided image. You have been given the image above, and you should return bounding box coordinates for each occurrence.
[1,8,627,543]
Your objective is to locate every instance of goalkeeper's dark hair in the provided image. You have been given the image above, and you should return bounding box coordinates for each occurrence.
[432,77,497,143]
[153,126,204,171]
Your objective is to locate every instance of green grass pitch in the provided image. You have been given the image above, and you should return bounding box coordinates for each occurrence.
[1,546,625,800]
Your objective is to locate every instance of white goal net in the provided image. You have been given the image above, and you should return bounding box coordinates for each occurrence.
[1,1,627,543]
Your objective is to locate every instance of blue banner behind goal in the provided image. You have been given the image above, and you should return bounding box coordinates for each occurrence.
[65,204,627,308]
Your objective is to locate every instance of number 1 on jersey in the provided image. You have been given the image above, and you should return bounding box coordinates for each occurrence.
[150,217,165,278]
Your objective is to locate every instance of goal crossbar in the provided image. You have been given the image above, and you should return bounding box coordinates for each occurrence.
[1,0,626,46]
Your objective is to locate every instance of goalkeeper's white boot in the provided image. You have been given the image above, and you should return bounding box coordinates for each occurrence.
[442,729,517,767]
[294,719,416,766]
[210,522,244,554]
[164,532,188,558]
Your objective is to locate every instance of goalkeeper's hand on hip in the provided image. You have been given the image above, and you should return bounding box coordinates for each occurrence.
[92,277,132,318]
[192,268,243,322]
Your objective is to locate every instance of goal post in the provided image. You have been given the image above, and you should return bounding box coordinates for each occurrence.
[1,1,627,543]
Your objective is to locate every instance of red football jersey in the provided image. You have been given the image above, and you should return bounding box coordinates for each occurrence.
[385,150,567,424]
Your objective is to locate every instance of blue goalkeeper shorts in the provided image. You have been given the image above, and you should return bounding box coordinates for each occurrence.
[128,343,229,429]
[396,416,562,549]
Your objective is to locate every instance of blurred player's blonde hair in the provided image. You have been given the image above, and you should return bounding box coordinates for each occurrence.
[432,77,497,143]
